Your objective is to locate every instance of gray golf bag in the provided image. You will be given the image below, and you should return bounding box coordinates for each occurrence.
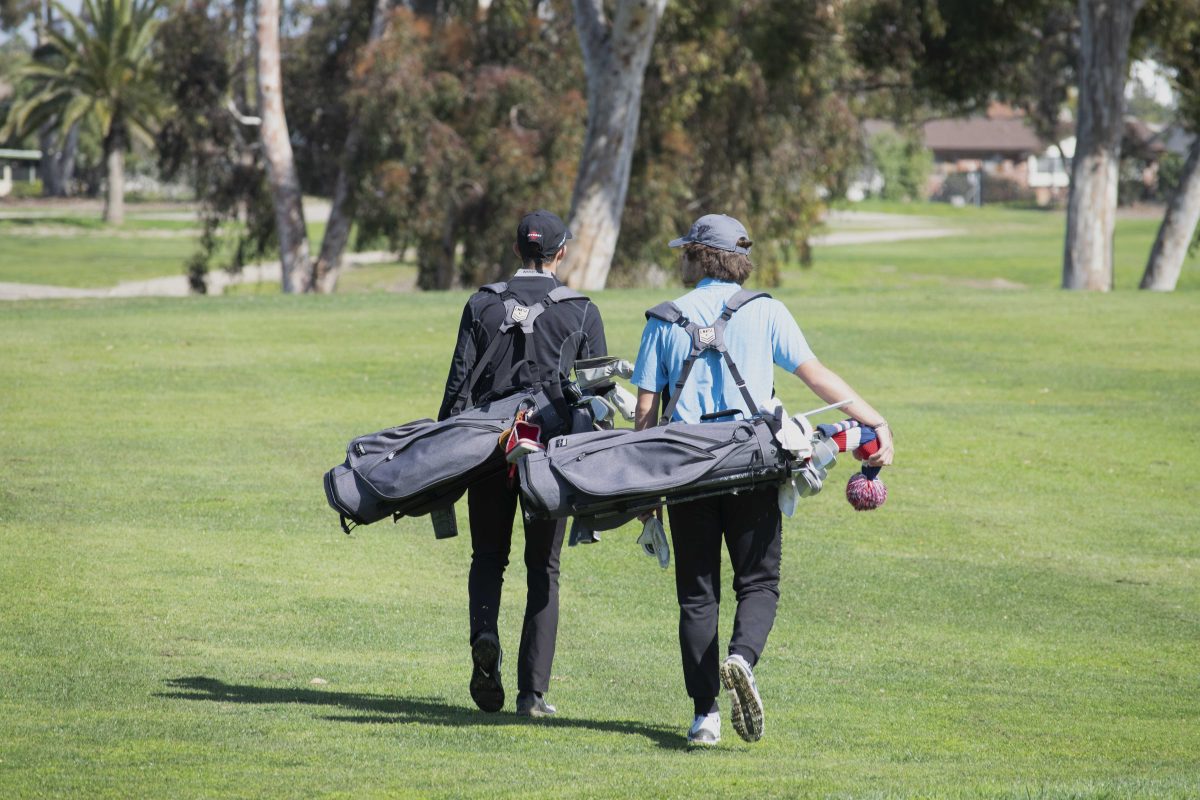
[518,416,790,531]
[324,283,591,534]
[518,289,799,533]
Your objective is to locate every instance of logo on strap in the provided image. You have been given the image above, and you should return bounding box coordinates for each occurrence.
[698,327,716,345]
[512,306,530,322]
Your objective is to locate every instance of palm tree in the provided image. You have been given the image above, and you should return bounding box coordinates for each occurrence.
[1,0,165,224]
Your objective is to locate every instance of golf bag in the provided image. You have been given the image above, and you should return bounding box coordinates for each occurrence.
[518,290,791,531]
[324,283,591,534]
[518,415,790,531]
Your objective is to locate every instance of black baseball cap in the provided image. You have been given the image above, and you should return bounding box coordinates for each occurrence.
[516,210,573,263]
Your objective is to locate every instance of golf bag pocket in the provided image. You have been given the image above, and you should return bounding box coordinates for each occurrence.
[518,418,789,523]
[325,391,555,530]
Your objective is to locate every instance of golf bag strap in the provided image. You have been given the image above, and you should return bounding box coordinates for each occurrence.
[656,291,770,425]
[452,285,587,417]
[722,289,770,315]
[645,301,684,325]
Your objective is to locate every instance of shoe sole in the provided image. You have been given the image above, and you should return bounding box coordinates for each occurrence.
[470,637,504,713]
[516,704,556,719]
[686,735,720,748]
[720,659,764,742]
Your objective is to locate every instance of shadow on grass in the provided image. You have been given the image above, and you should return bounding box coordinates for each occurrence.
[159,676,687,750]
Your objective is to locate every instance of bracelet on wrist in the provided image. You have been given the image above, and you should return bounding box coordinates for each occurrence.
[873,420,888,430]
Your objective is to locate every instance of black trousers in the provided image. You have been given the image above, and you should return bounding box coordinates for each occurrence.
[467,469,567,694]
[667,485,782,711]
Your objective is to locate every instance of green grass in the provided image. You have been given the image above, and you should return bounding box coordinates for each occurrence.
[4,202,1196,296]
[808,202,1200,292]
[2,254,1198,798]
[0,212,330,288]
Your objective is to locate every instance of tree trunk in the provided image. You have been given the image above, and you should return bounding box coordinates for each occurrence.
[1062,0,1145,291]
[1140,135,1200,291]
[103,131,125,225]
[60,123,79,192]
[560,0,667,290]
[313,0,394,294]
[257,0,313,293]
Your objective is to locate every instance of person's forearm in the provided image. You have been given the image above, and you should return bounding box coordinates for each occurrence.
[635,389,659,431]
[794,360,887,428]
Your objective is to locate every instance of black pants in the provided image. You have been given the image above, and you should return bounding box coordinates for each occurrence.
[667,485,782,712]
[467,470,567,695]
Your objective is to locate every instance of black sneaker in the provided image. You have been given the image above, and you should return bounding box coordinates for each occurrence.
[516,691,557,718]
[470,632,504,712]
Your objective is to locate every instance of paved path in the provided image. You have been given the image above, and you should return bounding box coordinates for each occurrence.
[0,251,395,300]
[811,227,960,246]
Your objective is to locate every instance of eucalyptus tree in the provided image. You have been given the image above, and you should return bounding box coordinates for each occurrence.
[559,0,668,290]
[1062,0,1148,291]
[257,0,313,292]
[1139,0,1200,292]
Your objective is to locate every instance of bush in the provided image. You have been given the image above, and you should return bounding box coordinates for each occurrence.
[867,130,933,201]
[1156,151,1186,200]
[932,171,1034,205]
[7,179,44,199]
[980,174,1035,204]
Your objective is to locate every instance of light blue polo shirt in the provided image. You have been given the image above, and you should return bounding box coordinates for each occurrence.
[632,279,816,423]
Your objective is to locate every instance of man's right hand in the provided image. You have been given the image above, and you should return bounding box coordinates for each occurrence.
[637,506,663,524]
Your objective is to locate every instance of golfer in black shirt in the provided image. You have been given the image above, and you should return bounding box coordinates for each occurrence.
[438,210,608,717]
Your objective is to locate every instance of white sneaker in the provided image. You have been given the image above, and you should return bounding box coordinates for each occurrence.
[720,654,764,742]
[686,712,721,747]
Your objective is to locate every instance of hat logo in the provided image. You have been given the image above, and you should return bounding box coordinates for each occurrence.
[527,231,542,240]
[698,327,716,345]
[512,306,530,322]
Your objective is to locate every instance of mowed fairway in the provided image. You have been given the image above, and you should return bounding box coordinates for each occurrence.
[1,208,1199,798]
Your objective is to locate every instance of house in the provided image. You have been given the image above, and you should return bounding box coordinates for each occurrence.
[0,149,43,197]
[857,107,1074,205]
[921,106,1072,205]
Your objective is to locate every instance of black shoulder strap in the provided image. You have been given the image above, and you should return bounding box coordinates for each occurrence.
[547,286,588,304]
[657,291,770,425]
[451,284,585,416]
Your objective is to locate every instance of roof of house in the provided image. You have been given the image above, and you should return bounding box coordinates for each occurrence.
[922,116,1045,155]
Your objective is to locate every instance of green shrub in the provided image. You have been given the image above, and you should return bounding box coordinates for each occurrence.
[7,179,44,199]
[867,130,933,201]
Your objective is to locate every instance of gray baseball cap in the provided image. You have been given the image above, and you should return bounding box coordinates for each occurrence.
[669,214,752,255]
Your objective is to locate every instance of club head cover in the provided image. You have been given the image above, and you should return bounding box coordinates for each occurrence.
[504,419,544,463]
[846,471,887,510]
[604,385,637,421]
[636,517,670,569]
[775,413,812,460]
[575,358,635,389]
[778,478,800,517]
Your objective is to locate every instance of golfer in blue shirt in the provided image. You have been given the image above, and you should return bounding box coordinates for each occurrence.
[632,214,894,747]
